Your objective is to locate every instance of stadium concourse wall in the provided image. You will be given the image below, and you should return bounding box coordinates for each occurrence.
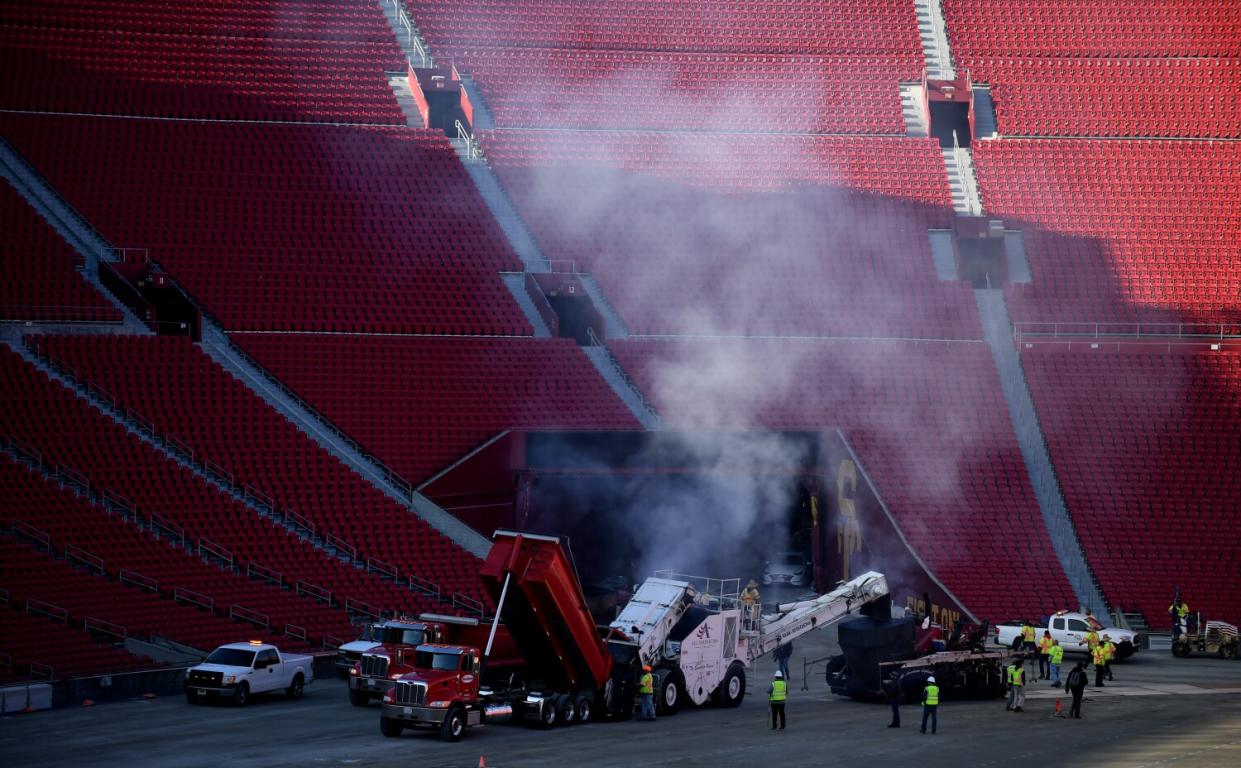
[420,429,974,624]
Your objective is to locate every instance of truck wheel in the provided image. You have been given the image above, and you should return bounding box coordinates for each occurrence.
[380,716,404,738]
[185,690,198,705]
[1172,641,1192,658]
[1117,641,1134,660]
[711,663,746,708]
[349,688,368,707]
[286,675,304,700]
[555,694,577,725]
[654,669,682,716]
[538,697,558,728]
[441,706,466,742]
[575,694,593,723]
[824,654,846,687]
[233,682,249,707]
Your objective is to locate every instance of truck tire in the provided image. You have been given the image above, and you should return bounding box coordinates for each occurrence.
[537,698,558,728]
[554,694,577,725]
[1172,641,1192,658]
[1117,641,1135,660]
[286,674,304,700]
[380,716,404,738]
[233,682,249,707]
[185,690,198,705]
[575,694,593,723]
[654,669,682,716]
[349,687,368,707]
[711,663,746,708]
[441,705,466,742]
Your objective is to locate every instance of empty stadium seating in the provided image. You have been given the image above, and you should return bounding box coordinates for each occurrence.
[0,604,157,682]
[0,178,121,325]
[0,536,294,655]
[1,453,356,644]
[1021,349,1241,628]
[959,59,1241,139]
[0,344,452,620]
[610,337,1078,620]
[409,0,922,56]
[28,334,485,601]
[481,129,976,338]
[0,113,531,336]
[942,1,1241,58]
[233,335,642,483]
[973,139,1241,326]
[448,48,919,133]
[0,0,404,123]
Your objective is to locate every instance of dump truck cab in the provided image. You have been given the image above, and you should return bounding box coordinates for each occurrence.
[349,618,446,705]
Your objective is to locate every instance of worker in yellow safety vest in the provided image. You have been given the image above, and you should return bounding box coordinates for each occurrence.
[1021,621,1037,655]
[638,665,656,721]
[1006,660,1025,712]
[1168,599,1190,639]
[1038,630,1054,679]
[1048,639,1065,686]
[921,676,939,734]
[741,580,762,631]
[1085,628,1100,653]
[767,670,787,730]
[1091,644,1107,687]
[1102,635,1116,682]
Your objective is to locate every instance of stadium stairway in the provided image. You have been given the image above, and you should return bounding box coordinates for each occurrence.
[197,324,492,559]
[974,288,1107,615]
[498,273,553,337]
[915,0,956,80]
[0,139,144,332]
[5,336,489,612]
[581,345,661,430]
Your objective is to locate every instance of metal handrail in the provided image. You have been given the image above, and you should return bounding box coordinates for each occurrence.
[1014,321,1241,341]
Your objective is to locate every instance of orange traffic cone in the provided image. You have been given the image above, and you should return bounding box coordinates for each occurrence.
[478,757,486,768]
[82,699,94,707]
[1053,698,1063,718]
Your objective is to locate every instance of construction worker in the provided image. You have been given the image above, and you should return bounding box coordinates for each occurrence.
[1091,643,1107,687]
[767,670,787,730]
[773,640,793,680]
[920,676,939,734]
[1006,659,1025,712]
[1084,626,1100,654]
[1102,634,1116,681]
[884,672,901,728]
[1168,599,1190,639]
[1021,620,1037,656]
[1048,638,1065,686]
[638,665,656,721]
[1038,630,1054,679]
[741,580,761,631]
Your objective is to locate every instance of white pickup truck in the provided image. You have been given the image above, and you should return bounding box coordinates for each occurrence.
[185,642,313,705]
[994,611,1142,660]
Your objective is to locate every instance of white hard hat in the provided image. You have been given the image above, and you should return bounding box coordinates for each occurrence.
[927,676,936,683]
[773,671,783,678]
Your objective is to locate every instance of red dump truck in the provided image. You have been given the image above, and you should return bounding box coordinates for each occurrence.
[349,615,521,706]
[378,530,890,739]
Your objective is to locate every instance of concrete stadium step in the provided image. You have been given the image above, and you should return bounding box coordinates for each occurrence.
[974,289,1108,616]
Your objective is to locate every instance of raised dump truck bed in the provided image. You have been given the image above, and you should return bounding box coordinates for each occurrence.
[478,530,613,693]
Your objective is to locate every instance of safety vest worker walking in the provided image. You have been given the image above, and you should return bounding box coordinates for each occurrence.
[638,665,656,721]
[768,671,787,730]
[1091,645,1107,687]
[1038,631,1054,679]
[920,676,939,734]
[1048,640,1065,685]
